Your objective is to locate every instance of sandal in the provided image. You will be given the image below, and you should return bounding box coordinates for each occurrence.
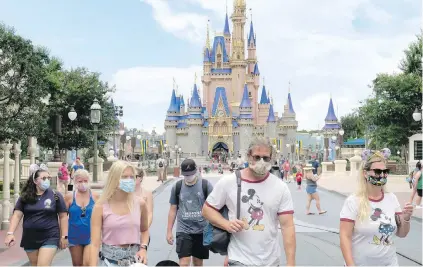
[319,211,327,215]
[306,212,315,215]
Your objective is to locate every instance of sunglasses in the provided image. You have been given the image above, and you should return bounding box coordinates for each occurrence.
[370,169,390,175]
[39,176,52,181]
[81,207,86,217]
[250,155,271,162]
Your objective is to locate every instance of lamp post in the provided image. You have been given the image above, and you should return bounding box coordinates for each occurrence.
[52,114,62,162]
[113,105,123,157]
[119,129,125,159]
[90,98,102,183]
[413,106,422,161]
[295,143,300,162]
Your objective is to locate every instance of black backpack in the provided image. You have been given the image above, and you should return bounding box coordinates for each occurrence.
[174,179,208,209]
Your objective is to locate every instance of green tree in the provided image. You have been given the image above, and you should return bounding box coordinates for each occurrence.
[0,24,51,142]
[340,112,365,140]
[36,67,117,151]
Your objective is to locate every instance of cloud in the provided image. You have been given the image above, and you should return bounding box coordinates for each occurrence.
[114,0,421,134]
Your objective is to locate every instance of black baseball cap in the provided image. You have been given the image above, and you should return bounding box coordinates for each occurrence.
[181,159,197,176]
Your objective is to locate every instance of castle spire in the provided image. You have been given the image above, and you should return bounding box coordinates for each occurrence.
[248,8,256,47]
[325,97,338,122]
[267,104,276,122]
[240,84,252,108]
[206,20,211,49]
[223,8,230,35]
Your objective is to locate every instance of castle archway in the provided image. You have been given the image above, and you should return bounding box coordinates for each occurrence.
[212,142,229,162]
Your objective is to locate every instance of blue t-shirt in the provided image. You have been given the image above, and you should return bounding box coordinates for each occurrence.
[15,189,67,249]
[312,161,319,174]
[72,164,84,172]
[169,179,213,234]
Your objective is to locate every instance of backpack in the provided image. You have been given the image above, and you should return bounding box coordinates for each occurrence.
[174,179,208,209]
[159,161,164,168]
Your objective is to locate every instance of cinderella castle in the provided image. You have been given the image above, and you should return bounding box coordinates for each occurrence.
[164,0,298,158]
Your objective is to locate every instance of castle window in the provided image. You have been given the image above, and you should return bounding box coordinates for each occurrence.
[248,91,252,97]
[216,53,222,68]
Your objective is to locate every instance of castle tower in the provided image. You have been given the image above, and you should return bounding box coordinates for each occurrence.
[223,11,231,56]
[188,82,203,156]
[238,84,254,155]
[257,82,270,125]
[280,85,298,158]
[322,97,340,161]
[230,0,247,112]
[266,101,277,140]
[164,88,179,149]
[202,21,212,107]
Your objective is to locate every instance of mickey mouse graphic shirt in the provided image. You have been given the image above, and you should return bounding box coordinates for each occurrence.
[340,191,402,266]
[205,172,294,266]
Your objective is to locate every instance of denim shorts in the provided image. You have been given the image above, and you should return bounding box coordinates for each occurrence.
[24,244,58,253]
[306,185,317,194]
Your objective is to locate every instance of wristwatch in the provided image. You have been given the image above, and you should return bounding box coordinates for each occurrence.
[140,244,148,250]
[61,235,68,240]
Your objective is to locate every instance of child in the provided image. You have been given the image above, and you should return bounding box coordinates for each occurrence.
[296,169,303,190]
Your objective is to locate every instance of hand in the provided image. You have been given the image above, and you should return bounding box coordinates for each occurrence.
[60,238,69,249]
[403,203,414,221]
[4,234,15,247]
[225,219,245,233]
[166,232,174,245]
[136,248,147,264]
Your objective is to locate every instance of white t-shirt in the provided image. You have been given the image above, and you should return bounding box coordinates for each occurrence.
[205,172,294,266]
[340,192,402,266]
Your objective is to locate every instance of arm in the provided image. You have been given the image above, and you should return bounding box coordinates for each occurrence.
[167,205,177,233]
[145,191,154,227]
[394,195,411,238]
[92,191,100,202]
[59,212,68,239]
[56,192,69,247]
[279,214,296,266]
[89,204,103,266]
[339,196,358,266]
[140,200,150,245]
[202,178,231,231]
[7,210,24,234]
[410,172,420,201]
[339,221,355,266]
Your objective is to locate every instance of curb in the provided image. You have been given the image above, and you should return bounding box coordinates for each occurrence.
[15,178,177,266]
[318,186,423,223]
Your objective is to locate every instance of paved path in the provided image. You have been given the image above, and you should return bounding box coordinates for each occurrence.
[48,175,422,266]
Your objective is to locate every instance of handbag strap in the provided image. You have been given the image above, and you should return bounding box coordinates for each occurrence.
[235,170,242,219]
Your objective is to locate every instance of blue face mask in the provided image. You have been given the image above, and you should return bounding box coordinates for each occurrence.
[119,178,135,193]
[40,179,50,191]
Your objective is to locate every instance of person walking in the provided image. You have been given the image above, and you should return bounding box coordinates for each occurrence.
[410,161,422,209]
[167,159,213,267]
[304,164,327,215]
[156,157,166,182]
[283,160,291,183]
[4,164,68,266]
[202,137,296,266]
[71,157,84,177]
[340,149,414,266]
[58,162,70,195]
[65,169,99,266]
[89,161,150,266]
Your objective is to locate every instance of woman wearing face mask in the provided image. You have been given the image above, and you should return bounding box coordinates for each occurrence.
[4,164,68,266]
[340,149,414,266]
[65,169,99,266]
[89,160,150,266]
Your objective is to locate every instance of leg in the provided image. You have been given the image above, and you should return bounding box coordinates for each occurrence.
[82,245,91,266]
[36,246,57,266]
[192,234,209,266]
[69,245,84,266]
[313,193,327,214]
[224,256,229,266]
[176,233,193,267]
[305,193,312,214]
[26,250,39,266]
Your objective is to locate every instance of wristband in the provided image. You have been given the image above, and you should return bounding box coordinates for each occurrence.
[7,232,13,235]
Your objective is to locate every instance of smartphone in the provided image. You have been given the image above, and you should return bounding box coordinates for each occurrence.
[68,184,74,191]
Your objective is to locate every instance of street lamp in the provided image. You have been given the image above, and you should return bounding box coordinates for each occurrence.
[68,107,77,121]
[90,98,102,183]
[413,108,422,121]
[339,128,345,136]
[331,135,337,141]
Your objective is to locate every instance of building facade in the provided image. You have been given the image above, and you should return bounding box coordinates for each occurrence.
[164,0,298,158]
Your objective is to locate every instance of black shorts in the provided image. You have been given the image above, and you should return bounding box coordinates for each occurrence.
[297,180,302,185]
[418,189,422,197]
[175,232,209,259]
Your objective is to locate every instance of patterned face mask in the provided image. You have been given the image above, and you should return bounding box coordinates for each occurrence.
[366,169,389,186]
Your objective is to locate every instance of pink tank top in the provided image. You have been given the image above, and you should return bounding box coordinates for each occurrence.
[102,199,141,246]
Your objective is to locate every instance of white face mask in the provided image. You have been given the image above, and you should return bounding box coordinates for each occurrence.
[249,158,272,176]
[184,174,196,183]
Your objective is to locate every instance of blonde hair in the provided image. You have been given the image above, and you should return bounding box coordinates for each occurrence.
[73,169,90,182]
[98,160,136,211]
[356,151,387,221]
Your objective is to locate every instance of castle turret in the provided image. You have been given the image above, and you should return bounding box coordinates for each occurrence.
[258,82,270,125]
[247,17,257,73]
[165,88,179,149]
[238,84,253,155]
[280,84,298,158]
[202,21,212,107]
[188,83,203,156]
[223,12,231,56]
[266,101,277,140]
[322,96,341,161]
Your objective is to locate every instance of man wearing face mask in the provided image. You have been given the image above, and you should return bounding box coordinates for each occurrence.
[202,137,296,266]
[167,159,214,267]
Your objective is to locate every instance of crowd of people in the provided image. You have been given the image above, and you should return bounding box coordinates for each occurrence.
[3,136,417,266]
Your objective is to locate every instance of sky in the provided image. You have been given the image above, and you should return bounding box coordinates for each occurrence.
[1,0,421,135]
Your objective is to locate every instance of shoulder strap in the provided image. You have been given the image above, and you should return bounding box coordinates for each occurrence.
[235,170,242,219]
[175,180,183,208]
[201,179,208,198]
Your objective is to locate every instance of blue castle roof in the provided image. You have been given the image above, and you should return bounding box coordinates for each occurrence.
[325,98,338,121]
[211,87,231,116]
[190,84,201,108]
[167,89,179,112]
[253,63,260,75]
[240,84,252,108]
[203,48,210,62]
[248,21,256,46]
[210,36,230,63]
[180,95,185,106]
[259,85,269,104]
[224,13,230,35]
[267,104,276,122]
[287,93,295,113]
